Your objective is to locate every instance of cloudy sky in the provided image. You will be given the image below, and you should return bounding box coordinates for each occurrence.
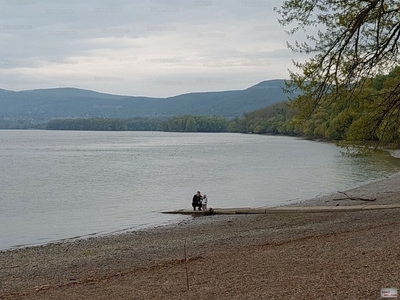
[0,0,306,97]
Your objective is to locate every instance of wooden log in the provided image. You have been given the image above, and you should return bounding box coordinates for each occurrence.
[333,191,376,201]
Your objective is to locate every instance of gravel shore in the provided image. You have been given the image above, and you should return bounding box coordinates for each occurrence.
[1,173,400,299]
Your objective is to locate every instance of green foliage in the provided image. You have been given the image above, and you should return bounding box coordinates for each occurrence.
[165,116,229,132]
[46,118,128,131]
[237,101,297,135]
[276,0,400,147]
[0,119,45,129]
[125,118,165,131]
[284,68,400,146]
[45,116,230,133]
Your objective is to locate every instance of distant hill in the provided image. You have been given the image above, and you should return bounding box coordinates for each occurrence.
[0,79,295,122]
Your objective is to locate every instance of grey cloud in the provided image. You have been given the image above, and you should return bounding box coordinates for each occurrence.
[0,0,304,96]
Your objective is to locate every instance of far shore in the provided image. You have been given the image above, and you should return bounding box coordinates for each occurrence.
[1,171,400,299]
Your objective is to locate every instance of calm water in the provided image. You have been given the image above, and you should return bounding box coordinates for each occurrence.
[1,130,400,250]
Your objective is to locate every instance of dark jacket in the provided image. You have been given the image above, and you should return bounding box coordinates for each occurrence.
[192,194,202,207]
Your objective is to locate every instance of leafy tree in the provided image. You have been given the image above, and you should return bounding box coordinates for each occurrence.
[237,102,297,135]
[165,115,229,132]
[185,117,199,132]
[46,118,128,131]
[276,0,400,146]
[227,117,247,133]
[125,118,164,131]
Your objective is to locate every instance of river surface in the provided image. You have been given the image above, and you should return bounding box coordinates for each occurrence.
[1,130,400,250]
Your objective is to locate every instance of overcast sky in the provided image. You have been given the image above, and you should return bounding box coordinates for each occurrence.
[0,0,306,97]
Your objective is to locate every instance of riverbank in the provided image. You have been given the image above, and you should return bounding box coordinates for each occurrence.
[1,173,400,299]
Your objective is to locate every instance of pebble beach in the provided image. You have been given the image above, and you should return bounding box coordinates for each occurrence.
[1,172,400,299]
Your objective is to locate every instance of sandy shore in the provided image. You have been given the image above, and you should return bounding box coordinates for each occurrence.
[1,173,400,299]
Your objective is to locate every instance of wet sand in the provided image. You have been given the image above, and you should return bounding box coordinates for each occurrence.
[1,173,400,299]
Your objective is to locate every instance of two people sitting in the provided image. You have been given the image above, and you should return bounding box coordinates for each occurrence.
[192,191,208,211]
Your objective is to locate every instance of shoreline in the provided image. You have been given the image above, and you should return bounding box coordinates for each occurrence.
[1,172,400,299]
[288,170,400,207]
[0,134,397,255]
[4,169,400,253]
[2,170,400,250]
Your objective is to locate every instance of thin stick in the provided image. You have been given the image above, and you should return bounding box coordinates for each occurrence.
[333,191,376,201]
[184,239,190,290]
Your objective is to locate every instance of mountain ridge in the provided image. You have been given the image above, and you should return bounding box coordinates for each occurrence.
[0,79,294,121]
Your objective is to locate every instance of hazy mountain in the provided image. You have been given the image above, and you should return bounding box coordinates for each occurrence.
[0,79,294,121]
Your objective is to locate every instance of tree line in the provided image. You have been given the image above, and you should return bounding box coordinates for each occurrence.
[45,116,232,132]
[43,104,299,134]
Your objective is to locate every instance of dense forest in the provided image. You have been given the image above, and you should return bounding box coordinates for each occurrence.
[45,116,231,132]
[43,100,298,135]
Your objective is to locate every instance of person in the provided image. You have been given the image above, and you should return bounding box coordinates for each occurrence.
[202,193,208,210]
[192,191,202,211]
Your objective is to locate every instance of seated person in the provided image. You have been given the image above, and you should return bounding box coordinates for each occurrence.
[192,191,203,211]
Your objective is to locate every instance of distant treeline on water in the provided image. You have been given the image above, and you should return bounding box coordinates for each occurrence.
[46,101,296,134]
[0,102,297,135]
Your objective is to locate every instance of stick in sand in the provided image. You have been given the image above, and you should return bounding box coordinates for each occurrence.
[184,239,190,290]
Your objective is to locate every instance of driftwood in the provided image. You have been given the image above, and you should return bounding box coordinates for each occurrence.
[333,191,376,202]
